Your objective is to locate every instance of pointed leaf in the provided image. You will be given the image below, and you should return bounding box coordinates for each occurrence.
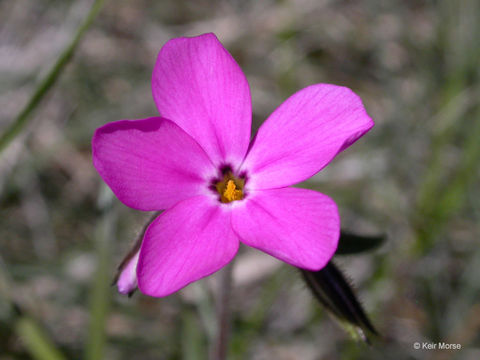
[335,231,386,255]
[300,261,378,344]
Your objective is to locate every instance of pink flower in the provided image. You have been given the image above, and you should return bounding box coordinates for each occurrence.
[92,33,374,297]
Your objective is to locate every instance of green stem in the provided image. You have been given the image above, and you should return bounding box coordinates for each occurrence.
[0,0,106,154]
[84,185,115,360]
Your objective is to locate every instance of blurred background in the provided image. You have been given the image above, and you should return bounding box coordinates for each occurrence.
[1,0,480,359]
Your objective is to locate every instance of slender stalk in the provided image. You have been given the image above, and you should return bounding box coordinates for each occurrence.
[0,0,106,154]
[84,185,115,360]
[211,261,235,360]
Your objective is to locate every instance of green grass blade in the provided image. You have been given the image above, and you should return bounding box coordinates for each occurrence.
[16,317,67,360]
[84,238,111,360]
[0,0,106,154]
[2,258,66,360]
[433,109,480,219]
[84,186,115,360]
[181,309,206,360]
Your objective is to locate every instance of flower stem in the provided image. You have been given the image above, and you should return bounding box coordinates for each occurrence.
[211,261,235,360]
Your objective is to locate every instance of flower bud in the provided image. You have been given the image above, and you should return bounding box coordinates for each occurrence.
[113,213,159,297]
[116,250,139,296]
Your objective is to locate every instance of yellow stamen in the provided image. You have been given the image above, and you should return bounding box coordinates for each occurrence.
[223,180,243,202]
[214,171,245,203]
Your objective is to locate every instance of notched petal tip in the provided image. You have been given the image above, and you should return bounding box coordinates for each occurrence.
[161,32,218,47]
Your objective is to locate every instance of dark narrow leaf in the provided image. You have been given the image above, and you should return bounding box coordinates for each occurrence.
[301,261,378,344]
[335,231,386,255]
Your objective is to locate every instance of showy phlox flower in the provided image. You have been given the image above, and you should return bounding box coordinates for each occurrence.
[92,33,374,297]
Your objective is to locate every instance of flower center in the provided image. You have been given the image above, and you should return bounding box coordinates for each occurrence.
[215,172,244,203]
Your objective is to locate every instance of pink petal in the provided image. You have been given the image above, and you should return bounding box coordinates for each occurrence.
[116,250,139,295]
[92,117,216,211]
[152,33,252,166]
[231,187,339,270]
[137,196,239,297]
[241,84,374,189]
